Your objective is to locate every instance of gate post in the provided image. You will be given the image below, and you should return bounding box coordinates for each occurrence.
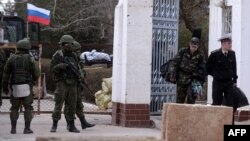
[112,0,153,127]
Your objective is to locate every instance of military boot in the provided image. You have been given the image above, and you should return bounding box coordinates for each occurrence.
[50,120,58,132]
[23,121,33,134]
[80,115,95,129]
[10,120,17,134]
[68,120,80,133]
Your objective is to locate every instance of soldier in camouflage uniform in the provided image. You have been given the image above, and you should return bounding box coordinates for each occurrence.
[174,37,206,104]
[2,39,40,134]
[50,35,80,133]
[0,46,6,107]
[64,41,95,130]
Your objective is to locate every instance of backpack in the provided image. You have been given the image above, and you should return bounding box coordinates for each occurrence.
[160,58,176,84]
[234,87,249,109]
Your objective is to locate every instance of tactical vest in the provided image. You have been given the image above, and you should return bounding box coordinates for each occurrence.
[52,51,80,83]
[10,54,32,84]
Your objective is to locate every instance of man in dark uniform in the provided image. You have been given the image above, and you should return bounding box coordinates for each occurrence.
[64,41,95,130]
[2,39,40,134]
[50,35,80,133]
[206,33,237,108]
[174,37,206,104]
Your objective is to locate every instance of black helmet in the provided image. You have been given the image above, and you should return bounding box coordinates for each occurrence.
[16,39,31,50]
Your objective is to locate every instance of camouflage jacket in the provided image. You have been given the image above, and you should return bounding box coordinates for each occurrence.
[2,51,40,90]
[174,47,206,85]
[50,50,82,83]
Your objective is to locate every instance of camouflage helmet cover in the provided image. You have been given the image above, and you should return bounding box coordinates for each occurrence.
[16,39,31,50]
[73,41,81,51]
[59,35,74,44]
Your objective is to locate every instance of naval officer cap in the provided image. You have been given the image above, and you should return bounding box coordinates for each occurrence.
[218,33,232,42]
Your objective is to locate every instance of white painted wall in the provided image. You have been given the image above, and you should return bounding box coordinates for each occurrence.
[233,0,250,103]
[208,0,223,104]
[208,0,250,104]
[112,0,123,103]
[112,0,153,104]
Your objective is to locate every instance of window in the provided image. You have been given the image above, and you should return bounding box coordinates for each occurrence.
[222,6,232,34]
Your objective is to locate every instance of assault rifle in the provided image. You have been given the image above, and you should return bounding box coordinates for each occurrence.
[63,56,94,94]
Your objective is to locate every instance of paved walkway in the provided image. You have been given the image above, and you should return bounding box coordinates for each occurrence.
[1,105,249,141]
[0,113,161,141]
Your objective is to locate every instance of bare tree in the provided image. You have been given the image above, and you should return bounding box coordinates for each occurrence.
[12,0,117,42]
[1,0,15,16]
[180,0,209,32]
[30,0,118,42]
[179,0,209,58]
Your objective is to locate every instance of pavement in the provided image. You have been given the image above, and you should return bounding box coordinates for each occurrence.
[0,113,161,141]
[1,105,249,141]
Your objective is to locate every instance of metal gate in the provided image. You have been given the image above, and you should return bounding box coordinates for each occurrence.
[151,0,179,114]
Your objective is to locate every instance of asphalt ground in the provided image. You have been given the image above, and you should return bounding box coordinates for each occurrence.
[0,113,161,141]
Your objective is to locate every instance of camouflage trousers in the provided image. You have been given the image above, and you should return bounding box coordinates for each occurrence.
[176,83,196,104]
[10,94,34,122]
[52,81,77,121]
[64,85,84,121]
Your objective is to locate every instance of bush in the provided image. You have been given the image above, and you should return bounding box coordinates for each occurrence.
[83,66,112,103]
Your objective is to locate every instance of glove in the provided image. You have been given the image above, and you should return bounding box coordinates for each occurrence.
[57,63,68,70]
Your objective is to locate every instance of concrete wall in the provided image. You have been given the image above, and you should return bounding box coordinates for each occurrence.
[111,0,153,127]
[162,103,233,141]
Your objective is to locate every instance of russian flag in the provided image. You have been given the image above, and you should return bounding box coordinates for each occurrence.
[27,3,50,26]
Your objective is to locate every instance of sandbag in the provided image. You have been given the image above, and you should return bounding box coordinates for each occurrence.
[102,77,112,94]
[94,77,112,110]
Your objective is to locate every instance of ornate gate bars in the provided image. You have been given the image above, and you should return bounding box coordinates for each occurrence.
[151,0,179,114]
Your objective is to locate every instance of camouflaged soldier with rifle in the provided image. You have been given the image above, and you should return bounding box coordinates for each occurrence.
[64,40,95,130]
[173,37,206,104]
[2,39,40,134]
[50,35,80,133]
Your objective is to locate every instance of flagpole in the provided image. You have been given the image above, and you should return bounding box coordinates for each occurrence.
[26,21,29,38]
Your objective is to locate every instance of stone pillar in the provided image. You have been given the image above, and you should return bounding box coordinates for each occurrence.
[231,0,250,105]
[112,0,153,127]
[208,0,223,104]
